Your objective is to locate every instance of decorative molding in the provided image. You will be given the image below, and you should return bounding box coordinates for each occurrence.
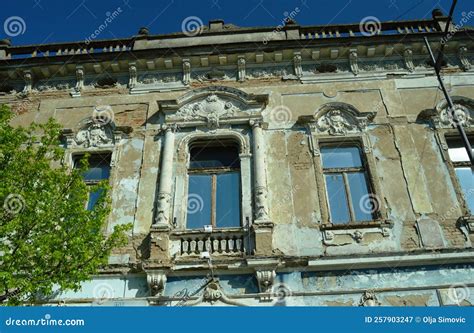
[155,192,172,225]
[349,49,359,75]
[299,103,375,136]
[322,224,392,246]
[146,270,167,296]
[64,123,119,150]
[254,186,270,221]
[458,46,471,71]
[175,94,239,128]
[404,48,415,72]
[184,279,246,306]
[128,63,137,88]
[182,59,191,85]
[433,97,474,129]
[293,53,303,78]
[255,270,276,294]
[359,290,380,306]
[70,66,84,97]
[21,70,32,96]
[160,86,268,128]
[237,56,246,82]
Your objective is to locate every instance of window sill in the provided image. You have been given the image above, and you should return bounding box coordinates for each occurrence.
[320,220,393,245]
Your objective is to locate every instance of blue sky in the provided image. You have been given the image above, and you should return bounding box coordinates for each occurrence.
[1,0,472,46]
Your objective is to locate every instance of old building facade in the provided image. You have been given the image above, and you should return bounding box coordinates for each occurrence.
[1,11,473,306]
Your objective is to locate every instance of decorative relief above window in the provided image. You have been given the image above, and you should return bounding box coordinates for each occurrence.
[418,97,474,130]
[173,94,240,128]
[160,86,268,128]
[299,102,375,136]
[62,112,127,149]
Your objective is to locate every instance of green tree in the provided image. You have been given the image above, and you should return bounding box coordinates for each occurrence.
[0,104,130,305]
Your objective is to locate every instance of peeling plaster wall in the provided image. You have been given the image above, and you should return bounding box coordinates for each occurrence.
[4,71,474,306]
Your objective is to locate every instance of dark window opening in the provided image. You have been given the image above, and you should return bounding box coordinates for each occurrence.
[186,141,241,229]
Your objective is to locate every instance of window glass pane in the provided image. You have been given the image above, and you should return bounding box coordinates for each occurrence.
[347,172,374,221]
[455,167,474,213]
[216,172,241,228]
[190,146,240,169]
[447,139,473,162]
[87,189,103,211]
[321,146,362,169]
[186,174,212,229]
[76,155,111,181]
[325,174,350,224]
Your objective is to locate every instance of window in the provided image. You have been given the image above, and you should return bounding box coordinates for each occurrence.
[74,153,111,210]
[321,146,375,224]
[447,138,474,213]
[186,141,241,229]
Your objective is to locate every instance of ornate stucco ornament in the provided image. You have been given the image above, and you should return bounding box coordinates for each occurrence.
[404,48,415,72]
[298,103,375,137]
[359,290,380,306]
[174,94,239,128]
[70,66,84,97]
[438,105,473,128]
[256,269,276,293]
[458,46,471,71]
[63,107,121,148]
[146,270,167,296]
[74,122,114,148]
[316,110,356,135]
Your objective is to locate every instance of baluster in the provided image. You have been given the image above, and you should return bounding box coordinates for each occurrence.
[212,239,219,252]
[182,240,189,255]
[228,238,235,252]
[205,239,212,253]
[197,240,204,253]
[220,239,227,253]
[236,238,243,252]
[190,240,197,253]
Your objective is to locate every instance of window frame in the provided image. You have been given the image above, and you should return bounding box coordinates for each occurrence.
[172,130,252,231]
[186,141,242,229]
[320,143,377,225]
[439,131,474,216]
[309,133,387,229]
